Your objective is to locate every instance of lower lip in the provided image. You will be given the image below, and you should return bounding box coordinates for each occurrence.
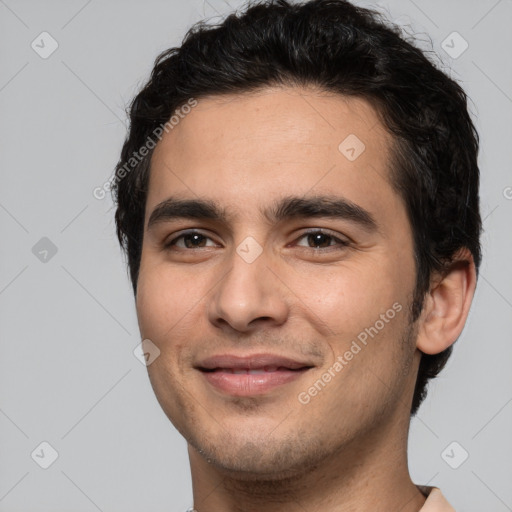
[200,368,309,396]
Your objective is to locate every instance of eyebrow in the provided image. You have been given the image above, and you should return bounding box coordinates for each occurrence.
[147,195,379,233]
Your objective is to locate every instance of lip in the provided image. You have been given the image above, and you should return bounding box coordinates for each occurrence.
[196,353,314,396]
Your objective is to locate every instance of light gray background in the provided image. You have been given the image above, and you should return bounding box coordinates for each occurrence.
[0,0,511,510]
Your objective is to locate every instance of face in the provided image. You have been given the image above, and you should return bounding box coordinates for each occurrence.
[136,86,420,479]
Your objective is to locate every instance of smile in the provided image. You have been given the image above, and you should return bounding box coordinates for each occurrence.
[196,354,314,396]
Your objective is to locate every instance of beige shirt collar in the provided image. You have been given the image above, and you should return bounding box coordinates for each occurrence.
[417,486,456,511]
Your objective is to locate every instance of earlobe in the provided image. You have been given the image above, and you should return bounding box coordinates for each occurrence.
[416,248,477,355]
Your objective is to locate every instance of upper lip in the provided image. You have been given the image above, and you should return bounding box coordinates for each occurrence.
[196,353,315,371]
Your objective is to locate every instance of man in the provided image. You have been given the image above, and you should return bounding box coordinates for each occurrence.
[112,0,481,510]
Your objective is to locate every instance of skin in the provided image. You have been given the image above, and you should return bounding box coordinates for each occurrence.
[135,86,476,511]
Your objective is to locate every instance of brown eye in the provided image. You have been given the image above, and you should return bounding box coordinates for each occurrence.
[166,231,217,249]
[306,233,333,248]
[296,230,349,249]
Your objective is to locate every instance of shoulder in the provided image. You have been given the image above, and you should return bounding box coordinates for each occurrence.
[416,485,456,512]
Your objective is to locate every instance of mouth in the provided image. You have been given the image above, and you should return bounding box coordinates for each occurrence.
[196,353,314,396]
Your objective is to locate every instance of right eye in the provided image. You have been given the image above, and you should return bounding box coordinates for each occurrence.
[165,231,219,250]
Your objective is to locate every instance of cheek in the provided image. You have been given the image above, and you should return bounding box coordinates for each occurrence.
[291,258,407,342]
[136,262,201,428]
[136,260,198,342]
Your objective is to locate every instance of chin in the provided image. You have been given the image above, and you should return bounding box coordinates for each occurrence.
[188,426,329,481]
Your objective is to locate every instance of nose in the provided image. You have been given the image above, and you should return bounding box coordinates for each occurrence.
[207,246,289,333]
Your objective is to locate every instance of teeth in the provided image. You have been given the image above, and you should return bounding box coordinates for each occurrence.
[222,367,281,374]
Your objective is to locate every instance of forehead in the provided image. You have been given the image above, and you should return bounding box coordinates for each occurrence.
[147,86,397,222]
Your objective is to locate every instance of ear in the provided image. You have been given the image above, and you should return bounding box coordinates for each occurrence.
[416,248,477,355]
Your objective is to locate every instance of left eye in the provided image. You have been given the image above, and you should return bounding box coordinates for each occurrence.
[295,231,349,249]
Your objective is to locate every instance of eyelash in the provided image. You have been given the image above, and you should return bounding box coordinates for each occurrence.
[164,229,350,251]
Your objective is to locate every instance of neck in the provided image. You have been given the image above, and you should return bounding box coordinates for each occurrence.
[188,409,426,512]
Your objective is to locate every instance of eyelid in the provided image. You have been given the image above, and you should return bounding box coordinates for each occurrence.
[163,228,351,250]
[164,229,221,248]
[292,228,351,247]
